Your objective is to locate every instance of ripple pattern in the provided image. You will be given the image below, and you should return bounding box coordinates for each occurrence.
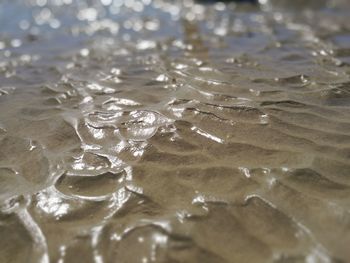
[0,0,350,262]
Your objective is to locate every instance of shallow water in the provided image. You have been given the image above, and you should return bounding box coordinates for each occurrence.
[1,0,350,262]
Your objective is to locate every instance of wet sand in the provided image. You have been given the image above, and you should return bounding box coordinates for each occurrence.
[1,0,350,262]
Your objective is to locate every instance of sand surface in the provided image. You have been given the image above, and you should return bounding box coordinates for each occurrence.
[1,0,350,262]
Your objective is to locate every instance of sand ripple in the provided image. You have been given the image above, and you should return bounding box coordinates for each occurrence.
[1,0,350,262]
